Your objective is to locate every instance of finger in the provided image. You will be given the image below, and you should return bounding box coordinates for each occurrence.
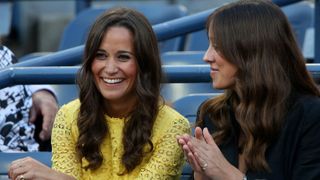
[187,140,197,155]
[182,143,199,170]
[177,134,191,143]
[15,174,28,180]
[11,166,27,180]
[28,106,37,124]
[203,127,216,145]
[178,138,187,146]
[8,160,28,180]
[194,127,204,140]
[194,152,208,171]
[182,144,192,154]
[40,119,50,141]
[187,151,203,172]
[40,109,55,141]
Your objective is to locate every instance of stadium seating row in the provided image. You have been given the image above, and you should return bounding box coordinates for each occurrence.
[19,0,315,62]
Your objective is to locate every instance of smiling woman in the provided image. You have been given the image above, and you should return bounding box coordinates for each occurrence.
[8,7,190,180]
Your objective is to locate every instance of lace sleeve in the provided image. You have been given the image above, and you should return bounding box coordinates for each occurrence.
[137,117,191,179]
[51,104,81,179]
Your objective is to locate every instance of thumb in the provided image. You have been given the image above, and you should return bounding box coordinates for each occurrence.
[203,127,215,145]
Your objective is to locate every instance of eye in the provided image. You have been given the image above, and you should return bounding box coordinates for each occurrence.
[118,54,131,61]
[95,52,107,60]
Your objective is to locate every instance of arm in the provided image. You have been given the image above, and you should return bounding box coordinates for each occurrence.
[29,85,59,141]
[51,103,82,179]
[137,117,191,179]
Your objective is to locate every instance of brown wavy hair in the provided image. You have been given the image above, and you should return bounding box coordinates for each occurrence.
[76,8,162,173]
[197,0,320,172]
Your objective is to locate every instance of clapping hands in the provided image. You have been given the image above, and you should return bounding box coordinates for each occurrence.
[177,127,244,180]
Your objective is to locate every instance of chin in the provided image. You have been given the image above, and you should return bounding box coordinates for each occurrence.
[213,83,224,90]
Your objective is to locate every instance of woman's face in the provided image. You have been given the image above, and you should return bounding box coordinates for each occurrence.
[203,32,237,89]
[91,26,138,106]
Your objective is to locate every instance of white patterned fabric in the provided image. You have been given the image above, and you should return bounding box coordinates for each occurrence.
[0,45,39,152]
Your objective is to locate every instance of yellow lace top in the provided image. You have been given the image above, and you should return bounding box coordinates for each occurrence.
[51,99,190,180]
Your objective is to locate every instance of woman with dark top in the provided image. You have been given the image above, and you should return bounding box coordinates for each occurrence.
[177,0,320,179]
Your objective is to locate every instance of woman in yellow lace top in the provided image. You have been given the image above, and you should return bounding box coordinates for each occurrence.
[8,8,190,180]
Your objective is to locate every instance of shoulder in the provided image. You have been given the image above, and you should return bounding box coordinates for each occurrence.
[287,95,320,132]
[157,104,190,128]
[152,105,191,136]
[291,95,320,118]
[55,99,80,124]
[59,98,80,113]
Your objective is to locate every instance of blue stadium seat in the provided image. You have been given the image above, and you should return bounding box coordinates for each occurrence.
[0,152,52,178]
[281,1,314,49]
[161,51,206,65]
[59,3,188,53]
[173,93,221,180]
[18,3,187,62]
[173,93,221,130]
[160,51,221,103]
[183,30,208,52]
[183,0,314,55]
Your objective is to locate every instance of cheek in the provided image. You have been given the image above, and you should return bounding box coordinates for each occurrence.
[127,63,138,81]
[91,61,104,74]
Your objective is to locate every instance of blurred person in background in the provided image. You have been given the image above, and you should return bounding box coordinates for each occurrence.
[177,0,320,179]
[0,45,59,152]
[9,7,190,180]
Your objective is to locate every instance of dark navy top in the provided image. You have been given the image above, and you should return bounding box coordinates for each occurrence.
[200,95,320,180]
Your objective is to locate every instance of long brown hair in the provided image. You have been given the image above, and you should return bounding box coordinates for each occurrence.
[198,0,320,172]
[76,8,162,173]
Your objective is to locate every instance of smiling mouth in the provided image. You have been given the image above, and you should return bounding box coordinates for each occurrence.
[102,78,124,84]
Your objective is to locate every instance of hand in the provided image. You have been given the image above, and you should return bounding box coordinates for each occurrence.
[177,133,203,172]
[29,90,59,141]
[187,127,244,180]
[8,157,76,180]
[8,157,52,180]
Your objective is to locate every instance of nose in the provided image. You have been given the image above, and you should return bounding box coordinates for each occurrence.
[203,46,214,64]
[104,58,118,74]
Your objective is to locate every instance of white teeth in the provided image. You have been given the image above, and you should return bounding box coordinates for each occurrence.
[103,78,123,84]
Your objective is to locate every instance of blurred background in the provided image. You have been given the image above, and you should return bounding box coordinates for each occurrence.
[0,0,318,104]
[1,0,234,58]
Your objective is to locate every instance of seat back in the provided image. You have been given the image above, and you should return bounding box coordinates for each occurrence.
[173,93,221,179]
[173,93,221,129]
[161,51,207,65]
[183,1,314,52]
[59,3,187,53]
[160,51,222,103]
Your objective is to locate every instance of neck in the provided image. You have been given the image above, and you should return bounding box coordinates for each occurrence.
[104,98,137,118]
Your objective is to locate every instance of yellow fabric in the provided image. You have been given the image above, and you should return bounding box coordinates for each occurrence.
[51,99,190,180]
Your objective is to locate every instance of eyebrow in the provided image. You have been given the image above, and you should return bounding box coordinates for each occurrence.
[118,50,135,56]
[97,49,134,54]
